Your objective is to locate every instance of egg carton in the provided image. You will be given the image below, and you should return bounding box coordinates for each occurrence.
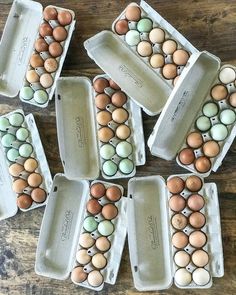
[93,74,145,179]
[55,76,145,180]
[84,0,198,116]
[148,51,236,176]
[127,174,223,291]
[35,176,127,292]
[0,0,76,108]
[0,109,52,220]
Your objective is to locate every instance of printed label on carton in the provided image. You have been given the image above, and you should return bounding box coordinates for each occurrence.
[146,215,160,250]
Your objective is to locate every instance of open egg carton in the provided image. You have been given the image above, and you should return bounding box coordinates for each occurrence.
[0,0,75,108]
[84,0,198,115]
[148,52,236,177]
[127,174,223,291]
[35,178,127,292]
[0,109,52,220]
[55,76,145,180]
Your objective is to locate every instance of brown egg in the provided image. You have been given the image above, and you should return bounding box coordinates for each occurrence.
[96,111,112,126]
[43,6,58,21]
[150,53,165,68]
[194,156,211,173]
[28,173,43,187]
[87,199,102,215]
[31,188,47,203]
[115,19,129,35]
[12,179,28,194]
[111,91,127,107]
[95,236,111,252]
[53,26,68,42]
[95,93,111,109]
[211,84,228,101]
[116,124,131,140]
[169,195,186,212]
[76,249,91,265]
[189,212,206,229]
[40,73,54,88]
[90,183,106,199]
[49,42,63,57]
[91,253,107,269]
[137,41,153,57]
[162,64,177,79]
[172,232,189,249]
[178,148,195,165]
[125,5,141,21]
[98,127,114,142]
[192,250,209,267]
[109,79,120,90]
[79,233,95,248]
[185,175,203,192]
[106,186,122,202]
[189,230,207,248]
[173,49,189,65]
[173,75,180,86]
[87,270,104,287]
[186,132,203,149]
[39,23,53,38]
[171,213,188,230]
[17,194,33,209]
[187,194,205,211]
[202,140,220,158]
[112,108,129,123]
[162,39,177,55]
[167,177,185,194]
[71,266,87,283]
[93,78,109,93]
[24,158,38,172]
[44,58,58,73]
[57,10,72,26]
[229,92,236,107]
[102,203,118,220]
[30,54,44,68]
[9,163,24,177]
[35,38,49,52]
[26,70,39,83]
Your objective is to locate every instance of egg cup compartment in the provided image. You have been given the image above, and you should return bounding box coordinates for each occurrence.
[35,176,127,292]
[0,0,76,108]
[148,51,236,176]
[0,109,52,220]
[127,174,223,291]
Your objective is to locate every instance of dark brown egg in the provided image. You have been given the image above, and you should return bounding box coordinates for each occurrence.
[115,19,129,35]
[167,177,185,194]
[102,203,118,220]
[111,91,127,107]
[186,132,203,149]
[17,194,33,209]
[31,188,47,203]
[53,26,68,42]
[57,10,72,26]
[194,156,211,173]
[169,195,186,212]
[185,175,203,192]
[95,93,111,109]
[90,183,106,199]
[35,38,49,52]
[106,186,122,202]
[93,78,109,93]
[178,148,195,165]
[39,23,53,38]
[87,198,102,215]
[43,6,58,21]
[49,42,63,57]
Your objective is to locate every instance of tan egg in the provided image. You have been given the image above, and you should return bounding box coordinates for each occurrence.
[30,54,44,68]
[40,73,54,88]
[44,58,58,73]
[162,39,177,55]
[185,175,203,192]
[96,111,112,126]
[71,267,87,283]
[137,41,153,57]
[194,156,211,173]
[76,249,91,265]
[173,75,180,86]
[111,91,127,107]
[169,195,186,212]
[125,5,141,21]
[171,213,188,230]
[57,10,72,26]
[167,177,185,194]
[150,53,165,68]
[229,92,236,107]
[174,250,190,267]
[95,236,111,252]
[187,194,205,211]
[116,124,131,140]
[49,42,63,57]
[87,270,104,287]
[43,6,58,21]
[203,140,220,157]
[189,230,207,248]
[17,194,33,209]
[79,233,95,248]
[24,158,38,172]
[172,232,188,249]
[28,173,43,187]
[93,78,109,93]
[192,250,209,267]
[9,163,24,177]
[149,28,165,44]
[91,253,107,269]
[189,212,206,228]
[39,23,53,37]
[53,26,68,42]
[12,179,28,194]
[98,127,114,143]
[35,38,49,52]
[186,132,203,149]
[112,108,129,123]
[95,93,111,109]
[211,84,228,101]
[162,64,177,79]
[173,49,189,65]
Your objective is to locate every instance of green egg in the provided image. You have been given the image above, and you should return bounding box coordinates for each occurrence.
[1,134,16,148]
[98,220,114,236]
[19,143,33,158]
[100,144,115,160]
[210,123,228,141]
[0,117,10,132]
[220,109,236,125]
[119,158,134,174]
[196,116,211,132]
[137,18,153,33]
[116,141,132,158]
[102,160,118,176]
[7,148,19,162]
[16,127,29,141]
[20,86,34,101]
[202,102,219,117]
[125,30,140,46]
[9,112,24,127]
[83,216,98,232]
[34,90,49,105]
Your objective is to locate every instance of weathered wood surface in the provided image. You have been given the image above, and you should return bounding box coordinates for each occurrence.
[0,0,236,294]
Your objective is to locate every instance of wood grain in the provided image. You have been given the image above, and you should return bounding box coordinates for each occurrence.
[0,0,236,294]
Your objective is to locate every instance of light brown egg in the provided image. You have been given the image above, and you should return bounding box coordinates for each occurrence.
[202,140,220,158]
[189,230,207,248]
[44,58,58,73]
[43,6,58,21]
[109,79,120,90]
[97,111,112,126]
[31,188,47,203]
[35,38,49,52]
[93,78,109,93]
[185,175,203,192]
[150,53,165,68]
[211,84,228,101]
[173,49,189,65]
[28,173,43,187]
[53,26,68,42]
[39,23,53,38]
[149,28,165,44]
[12,179,28,194]
[24,158,38,172]
[79,233,95,249]
[229,92,236,107]
[167,177,185,194]
[178,148,195,165]
[9,163,24,177]
[189,212,206,229]
[137,41,153,57]
[194,156,211,173]
[174,250,191,267]
[173,75,180,86]
[125,5,141,21]
[95,93,111,109]
[30,54,44,68]
[187,194,205,211]
[95,236,111,252]
[87,270,104,287]
[49,42,63,57]
[115,124,131,140]
[172,232,189,249]
[162,64,177,79]
[90,182,106,199]
[169,195,186,212]
[102,203,118,220]
[162,39,177,55]
[91,253,107,269]
[192,250,209,267]
[106,186,122,202]
[186,132,203,149]
[40,73,53,88]
[76,249,91,265]
[111,91,127,107]
[98,127,114,142]
[115,19,129,35]
[26,70,39,83]
[171,213,188,230]
[17,194,33,209]
[112,108,129,123]
[57,10,72,26]
[71,266,87,283]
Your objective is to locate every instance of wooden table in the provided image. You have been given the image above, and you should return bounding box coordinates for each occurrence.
[0,0,235,294]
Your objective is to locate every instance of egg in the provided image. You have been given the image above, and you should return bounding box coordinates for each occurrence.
[91,253,107,269]
[100,144,115,160]
[189,212,206,228]
[35,38,49,52]
[172,232,188,249]
[185,175,203,192]
[1,133,15,148]
[19,86,34,101]
[102,203,118,220]
[19,143,33,158]
[192,250,209,267]
[44,58,58,73]
[116,141,132,158]
[137,18,153,33]
[137,41,152,57]
[106,186,122,202]
[186,132,203,149]
[53,26,68,42]
[31,188,47,203]
[102,160,118,176]
[169,195,186,212]
[162,39,177,55]
[219,67,236,84]
[24,158,38,172]
[116,124,131,140]
[40,73,54,89]
[96,111,112,126]
[83,216,98,232]
[98,127,114,142]
[210,123,228,141]
[28,173,43,187]
[187,194,205,211]
[173,75,180,86]
[95,236,111,252]
[87,270,104,287]
[30,54,44,68]
[26,70,39,83]
[7,148,19,162]
[178,148,195,165]
[71,266,87,283]
[115,19,129,35]
[194,156,211,173]
[9,163,24,177]
[173,49,189,65]
[43,6,58,21]
[95,93,111,109]
[174,268,192,286]
[220,109,236,125]
[12,179,28,194]
[189,230,207,248]
[211,84,228,101]
[9,112,24,126]
[202,102,219,118]
[125,5,141,21]
[0,117,10,131]
[16,194,33,209]
[192,268,210,286]
[86,198,102,215]
[125,30,140,46]
[90,183,106,199]
[93,78,109,93]
[167,177,185,194]
[16,127,29,141]
[76,249,91,265]
[49,42,63,57]
[162,64,177,79]
[57,10,72,26]
[203,140,220,157]
[150,53,165,68]
[149,28,165,44]
[112,108,129,124]
[34,90,49,104]
[174,250,190,267]
[229,92,236,107]
[39,23,53,38]
[171,213,188,230]
[109,79,120,90]
[111,91,127,107]
[79,233,95,249]
[195,115,211,132]
[119,158,134,174]
[98,220,114,236]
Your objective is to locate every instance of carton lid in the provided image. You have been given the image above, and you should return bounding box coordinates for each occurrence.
[55,77,100,180]
[35,174,89,280]
[148,51,221,160]
[0,0,43,97]
[127,176,173,291]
